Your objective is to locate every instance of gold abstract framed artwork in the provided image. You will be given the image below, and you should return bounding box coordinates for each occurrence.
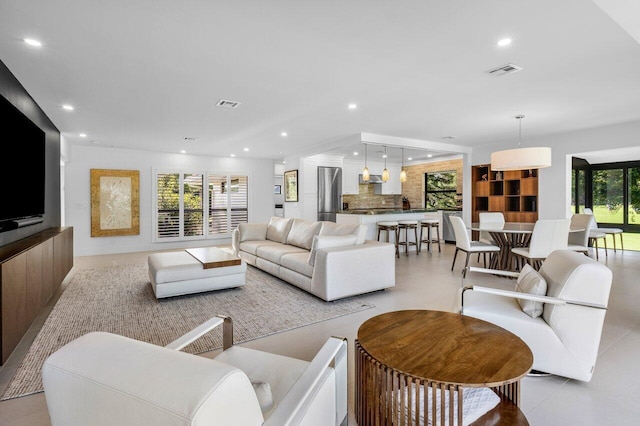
[284,169,298,202]
[90,169,140,237]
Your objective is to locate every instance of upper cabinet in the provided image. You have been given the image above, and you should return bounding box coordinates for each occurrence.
[342,161,361,194]
[380,165,401,194]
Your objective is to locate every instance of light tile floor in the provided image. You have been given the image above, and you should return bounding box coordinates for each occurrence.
[0,243,638,425]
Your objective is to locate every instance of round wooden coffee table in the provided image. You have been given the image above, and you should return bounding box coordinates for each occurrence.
[355,310,533,425]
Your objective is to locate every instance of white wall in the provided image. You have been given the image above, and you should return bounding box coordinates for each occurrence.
[65,145,274,256]
[472,120,640,220]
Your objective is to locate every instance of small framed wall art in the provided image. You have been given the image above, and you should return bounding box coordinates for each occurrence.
[90,169,140,237]
[284,169,298,202]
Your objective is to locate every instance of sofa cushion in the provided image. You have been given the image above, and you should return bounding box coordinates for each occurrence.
[238,223,268,242]
[287,219,323,250]
[308,234,358,266]
[256,244,307,264]
[319,222,367,244]
[239,240,282,256]
[281,252,314,277]
[515,264,547,318]
[266,217,294,243]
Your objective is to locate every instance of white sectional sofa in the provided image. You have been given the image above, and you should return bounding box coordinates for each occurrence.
[232,217,395,301]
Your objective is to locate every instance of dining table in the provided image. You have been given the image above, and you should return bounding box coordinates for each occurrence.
[469,222,534,271]
[469,222,585,272]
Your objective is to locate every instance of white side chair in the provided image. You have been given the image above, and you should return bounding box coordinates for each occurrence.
[461,250,613,382]
[450,215,499,274]
[512,219,570,270]
[584,207,624,253]
[567,214,594,256]
[478,212,505,244]
[42,316,348,426]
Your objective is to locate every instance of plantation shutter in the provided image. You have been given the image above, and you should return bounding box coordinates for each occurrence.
[157,172,180,238]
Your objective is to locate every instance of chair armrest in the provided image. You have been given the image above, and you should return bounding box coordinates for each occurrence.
[465,286,566,305]
[165,315,234,351]
[462,286,608,310]
[264,336,348,426]
[466,266,521,279]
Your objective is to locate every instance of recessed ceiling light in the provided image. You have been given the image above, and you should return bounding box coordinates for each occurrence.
[348,104,357,110]
[408,157,413,161]
[382,154,387,158]
[353,152,359,156]
[79,133,87,138]
[281,132,288,137]
[497,38,512,47]
[23,38,42,47]
[243,147,249,152]
[180,150,186,154]
[427,154,433,158]
[230,154,236,157]
[62,104,74,111]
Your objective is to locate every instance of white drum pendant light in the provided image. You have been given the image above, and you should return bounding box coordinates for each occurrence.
[491,115,551,171]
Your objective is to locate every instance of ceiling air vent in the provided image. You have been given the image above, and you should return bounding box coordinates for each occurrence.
[183,137,198,142]
[484,63,522,77]
[216,99,241,108]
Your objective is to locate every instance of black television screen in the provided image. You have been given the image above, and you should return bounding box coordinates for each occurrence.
[0,95,46,222]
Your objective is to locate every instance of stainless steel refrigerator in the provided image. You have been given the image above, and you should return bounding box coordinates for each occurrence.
[317,166,342,222]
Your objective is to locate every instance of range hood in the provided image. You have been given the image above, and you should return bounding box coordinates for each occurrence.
[359,174,384,184]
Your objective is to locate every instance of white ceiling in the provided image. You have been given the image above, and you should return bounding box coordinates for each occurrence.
[1,0,640,164]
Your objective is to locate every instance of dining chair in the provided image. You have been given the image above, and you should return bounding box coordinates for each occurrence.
[478,212,505,244]
[450,215,499,274]
[567,214,594,256]
[511,219,570,270]
[583,208,623,253]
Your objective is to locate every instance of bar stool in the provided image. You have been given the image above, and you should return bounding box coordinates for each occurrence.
[397,220,419,256]
[419,218,441,253]
[377,221,399,258]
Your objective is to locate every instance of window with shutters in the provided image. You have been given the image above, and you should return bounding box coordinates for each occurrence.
[155,171,248,241]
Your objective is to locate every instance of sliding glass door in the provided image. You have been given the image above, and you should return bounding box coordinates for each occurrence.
[629,167,640,225]
[592,168,624,225]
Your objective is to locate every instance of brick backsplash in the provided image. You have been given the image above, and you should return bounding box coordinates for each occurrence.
[342,184,402,209]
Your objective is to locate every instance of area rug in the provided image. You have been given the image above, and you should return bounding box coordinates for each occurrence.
[1,263,373,400]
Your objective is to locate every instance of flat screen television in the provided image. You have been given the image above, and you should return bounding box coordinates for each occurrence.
[0,94,46,223]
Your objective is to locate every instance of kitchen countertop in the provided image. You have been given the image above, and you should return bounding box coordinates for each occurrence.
[338,208,438,215]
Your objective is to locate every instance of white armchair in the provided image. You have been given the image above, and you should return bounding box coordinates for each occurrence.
[42,316,348,426]
[461,250,612,382]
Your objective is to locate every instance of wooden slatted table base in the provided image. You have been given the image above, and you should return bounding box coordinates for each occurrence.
[355,310,532,426]
[356,341,523,426]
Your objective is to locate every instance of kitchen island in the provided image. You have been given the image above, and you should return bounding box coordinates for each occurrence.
[336,209,441,242]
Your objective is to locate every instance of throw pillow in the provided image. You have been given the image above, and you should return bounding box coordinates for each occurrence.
[266,217,293,243]
[308,234,358,266]
[319,222,367,244]
[250,380,274,414]
[238,223,268,242]
[287,219,322,250]
[515,264,547,318]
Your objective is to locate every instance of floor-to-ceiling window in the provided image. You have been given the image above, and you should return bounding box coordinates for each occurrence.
[592,168,624,225]
[572,158,640,250]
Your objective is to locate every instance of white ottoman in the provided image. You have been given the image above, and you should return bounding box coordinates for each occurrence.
[148,251,247,298]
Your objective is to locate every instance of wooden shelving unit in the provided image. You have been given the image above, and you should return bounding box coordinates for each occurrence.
[472,165,538,224]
